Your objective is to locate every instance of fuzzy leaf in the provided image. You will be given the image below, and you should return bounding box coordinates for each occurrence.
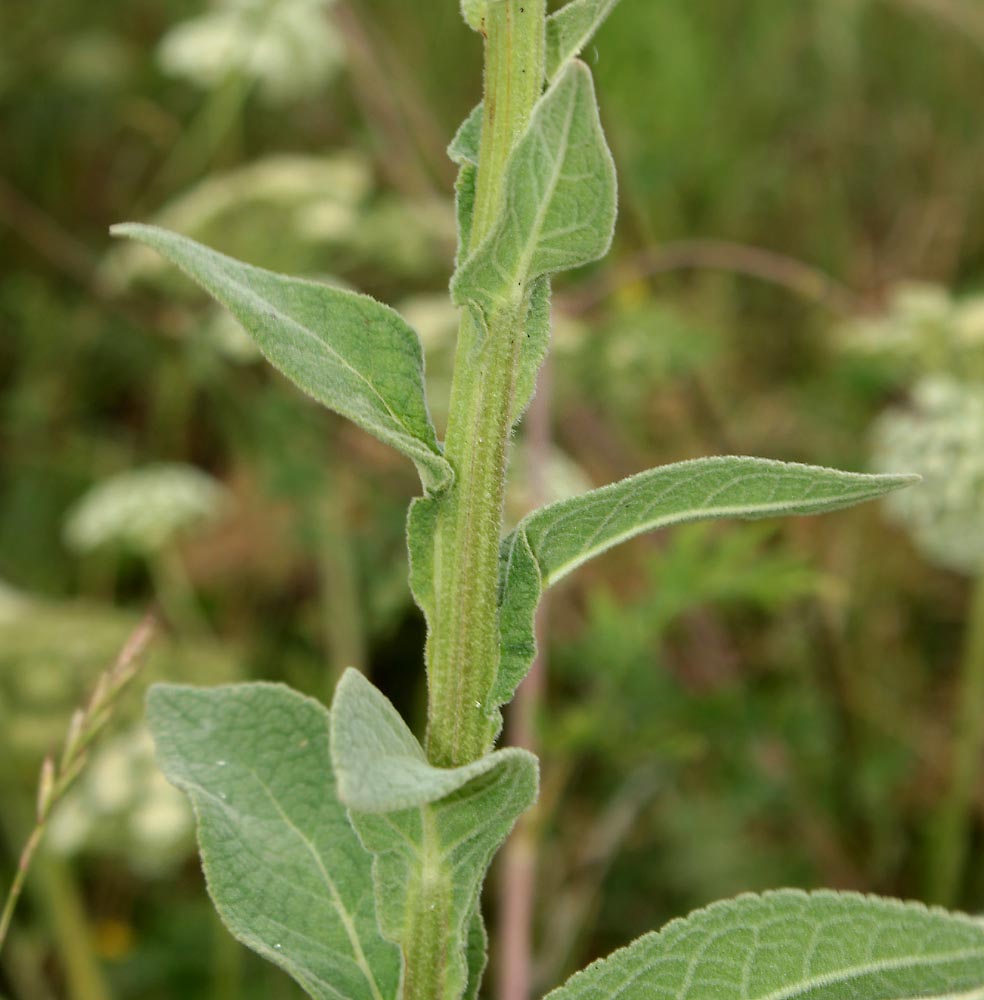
[511,276,552,426]
[451,60,616,331]
[449,104,483,168]
[461,0,487,31]
[455,163,479,265]
[494,457,918,710]
[544,890,984,1000]
[330,670,537,1000]
[546,0,622,80]
[464,905,489,1000]
[111,223,451,494]
[147,683,401,1000]
[407,495,440,628]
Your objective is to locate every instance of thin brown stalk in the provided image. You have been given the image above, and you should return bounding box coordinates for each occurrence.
[562,240,859,317]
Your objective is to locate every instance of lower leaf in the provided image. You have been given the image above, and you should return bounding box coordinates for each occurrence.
[544,890,984,1000]
[330,670,538,1000]
[147,683,401,1000]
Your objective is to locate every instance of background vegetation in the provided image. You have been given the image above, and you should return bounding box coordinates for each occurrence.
[1,0,983,997]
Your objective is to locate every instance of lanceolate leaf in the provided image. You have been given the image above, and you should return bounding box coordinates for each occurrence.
[330,670,537,1000]
[111,224,452,495]
[544,890,984,1000]
[451,60,616,332]
[147,683,401,1000]
[546,0,622,80]
[493,457,918,710]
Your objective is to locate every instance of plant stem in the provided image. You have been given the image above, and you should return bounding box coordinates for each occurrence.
[425,0,546,770]
[927,570,984,905]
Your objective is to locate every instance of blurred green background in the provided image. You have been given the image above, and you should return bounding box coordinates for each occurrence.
[2,0,984,997]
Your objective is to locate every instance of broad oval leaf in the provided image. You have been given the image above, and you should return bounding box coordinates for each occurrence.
[544,890,984,1000]
[451,60,616,331]
[330,669,537,1000]
[147,682,401,1000]
[546,0,623,80]
[493,457,918,710]
[112,223,452,495]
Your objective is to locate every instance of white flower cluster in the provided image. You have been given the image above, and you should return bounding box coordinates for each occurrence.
[873,376,984,575]
[48,726,194,872]
[840,283,984,379]
[158,0,343,105]
[64,464,228,556]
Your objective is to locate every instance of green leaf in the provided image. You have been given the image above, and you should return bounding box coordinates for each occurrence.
[449,106,483,262]
[461,0,486,31]
[330,669,537,1000]
[544,890,984,1000]
[464,904,489,1000]
[451,60,616,333]
[449,104,483,168]
[546,0,622,80]
[111,223,452,495]
[493,456,918,710]
[147,683,401,1000]
[511,276,551,426]
[407,495,440,628]
[455,162,479,265]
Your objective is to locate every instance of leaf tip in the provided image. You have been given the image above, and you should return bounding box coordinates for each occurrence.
[109,221,144,240]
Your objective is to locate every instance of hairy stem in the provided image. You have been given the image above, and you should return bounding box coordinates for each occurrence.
[425,0,546,770]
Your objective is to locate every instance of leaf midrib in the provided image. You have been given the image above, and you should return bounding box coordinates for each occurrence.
[599,945,984,1000]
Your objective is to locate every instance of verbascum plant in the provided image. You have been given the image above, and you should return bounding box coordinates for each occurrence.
[111,2,984,998]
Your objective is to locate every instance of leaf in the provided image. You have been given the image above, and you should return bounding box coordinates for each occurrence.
[147,683,401,1000]
[544,890,984,1000]
[330,669,537,1000]
[407,495,440,628]
[455,163,479,265]
[451,60,616,332]
[511,276,551,427]
[461,0,487,31]
[546,0,622,80]
[111,223,452,495]
[449,106,483,262]
[449,104,483,168]
[464,904,489,1000]
[493,456,919,710]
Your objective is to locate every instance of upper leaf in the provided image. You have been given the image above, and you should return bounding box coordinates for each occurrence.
[147,682,401,1000]
[112,223,452,495]
[331,670,537,1000]
[451,60,616,329]
[493,457,918,710]
[545,0,622,80]
[544,890,984,1000]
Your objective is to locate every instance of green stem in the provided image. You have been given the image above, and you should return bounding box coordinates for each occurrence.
[425,0,546,771]
[927,569,984,905]
[400,6,546,998]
